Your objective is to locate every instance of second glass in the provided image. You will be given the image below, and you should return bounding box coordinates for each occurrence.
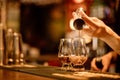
[70,38,88,71]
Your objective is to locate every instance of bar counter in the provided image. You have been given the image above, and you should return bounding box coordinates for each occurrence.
[0,68,53,80]
[0,65,120,80]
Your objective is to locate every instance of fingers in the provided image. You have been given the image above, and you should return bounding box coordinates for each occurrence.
[91,58,100,71]
[102,65,109,72]
[101,59,110,72]
[91,65,100,71]
[80,9,99,30]
[72,12,78,19]
[91,58,109,72]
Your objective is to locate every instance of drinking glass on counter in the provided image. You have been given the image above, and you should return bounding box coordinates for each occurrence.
[69,38,88,71]
[58,38,73,70]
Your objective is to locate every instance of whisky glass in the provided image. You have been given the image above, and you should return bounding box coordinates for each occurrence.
[58,38,73,70]
[70,38,88,71]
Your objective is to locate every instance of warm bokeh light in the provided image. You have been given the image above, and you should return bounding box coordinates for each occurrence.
[73,0,85,3]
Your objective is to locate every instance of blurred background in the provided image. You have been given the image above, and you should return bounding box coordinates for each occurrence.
[0,0,118,67]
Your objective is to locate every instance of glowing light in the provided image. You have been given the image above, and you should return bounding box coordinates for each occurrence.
[73,0,85,3]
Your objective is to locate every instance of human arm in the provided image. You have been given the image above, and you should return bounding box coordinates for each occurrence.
[77,9,120,54]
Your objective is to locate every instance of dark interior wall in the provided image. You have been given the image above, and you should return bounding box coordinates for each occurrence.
[20,3,65,54]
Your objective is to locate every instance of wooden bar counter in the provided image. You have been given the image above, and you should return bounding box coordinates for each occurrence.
[0,65,120,80]
[0,69,54,80]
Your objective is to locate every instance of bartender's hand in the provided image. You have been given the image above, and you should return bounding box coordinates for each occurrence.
[91,51,115,72]
[73,8,120,54]
[72,9,112,38]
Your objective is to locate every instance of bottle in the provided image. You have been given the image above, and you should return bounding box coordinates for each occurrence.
[0,24,6,65]
[13,32,24,65]
[6,28,14,65]
[73,7,85,30]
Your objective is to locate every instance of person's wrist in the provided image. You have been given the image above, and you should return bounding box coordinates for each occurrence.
[100,26,120,45]
[100,26,114,41]
[99,26,120,54]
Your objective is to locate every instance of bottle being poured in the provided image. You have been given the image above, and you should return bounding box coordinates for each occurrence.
[72,7,86,37]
